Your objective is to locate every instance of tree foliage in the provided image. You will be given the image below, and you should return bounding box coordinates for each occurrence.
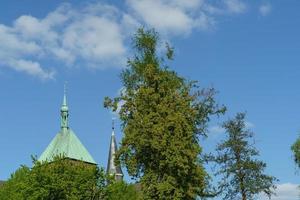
[104,28,225,200]
[291,135,300,168]
[0,165,30,200]
[207,113,277,200]
[0,156,106,200]
[105,180,140,200]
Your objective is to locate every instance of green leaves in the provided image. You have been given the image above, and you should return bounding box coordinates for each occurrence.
[291,136,300,168]
[105,181,140,200]
[0,157,106,200]
[0,166,30,200]
[0,156,142,200]
[104,28,224,199]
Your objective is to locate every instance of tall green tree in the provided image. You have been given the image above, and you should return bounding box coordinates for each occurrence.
[207,113,277,200]
[104,28,225,200]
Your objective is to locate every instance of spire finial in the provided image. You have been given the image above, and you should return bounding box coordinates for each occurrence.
[63,82,67,106]
[61,82,69,130]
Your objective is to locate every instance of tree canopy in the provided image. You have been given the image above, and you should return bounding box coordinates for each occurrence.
[104,28,225,200]
[0,156,141,200]
[0,156,106,200]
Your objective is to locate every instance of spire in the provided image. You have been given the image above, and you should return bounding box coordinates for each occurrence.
[107,119,123,181]
[63,83,67,107]
[60,83,69,131]
[39,83,97,165]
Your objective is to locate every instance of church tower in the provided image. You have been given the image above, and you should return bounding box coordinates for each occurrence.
[38,87,96,165]
[107,120,123,181]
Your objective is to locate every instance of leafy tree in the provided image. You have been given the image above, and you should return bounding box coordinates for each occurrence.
[207,113,277,200]
[0,165,30,200]
[104,28,225,200]
[105,180,140,200]
[0,156,106,200]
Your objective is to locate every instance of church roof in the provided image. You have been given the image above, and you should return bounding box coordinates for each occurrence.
[38,88,96,165]
[39,129,96,164]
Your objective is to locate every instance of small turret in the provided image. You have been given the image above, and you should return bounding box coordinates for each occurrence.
[107,120,123,181]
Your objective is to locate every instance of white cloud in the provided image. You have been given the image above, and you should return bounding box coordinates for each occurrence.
[0,3,128,79]
[260,183,299,200]
[9,59,55,80]
[245,121,255,129]
[0,24,51,79]
[209,125,225,134]
[126,0,207,36]
[224,0,247,14]
[169,0,203,9]
[259,3,272,16]
[0,1,249,79]
[62,16,126,68]
[208,125,226,139]
[121,14,141,36]
[126,0,249,36]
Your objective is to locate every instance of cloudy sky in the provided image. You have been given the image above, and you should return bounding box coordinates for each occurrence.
[0,0,300,199]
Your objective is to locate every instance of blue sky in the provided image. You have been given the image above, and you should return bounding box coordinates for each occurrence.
[0,0,299,199]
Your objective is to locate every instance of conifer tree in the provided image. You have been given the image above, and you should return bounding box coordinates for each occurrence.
[291,134,300,168]
[104,28,225,200]
[207,113,277,200]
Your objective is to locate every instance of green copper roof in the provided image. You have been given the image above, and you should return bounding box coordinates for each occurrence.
[39,129,96,164]
[38,88,96,164]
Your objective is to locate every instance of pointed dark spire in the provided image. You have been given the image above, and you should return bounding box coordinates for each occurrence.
[107,119,123,181]
[60,83,69,131]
